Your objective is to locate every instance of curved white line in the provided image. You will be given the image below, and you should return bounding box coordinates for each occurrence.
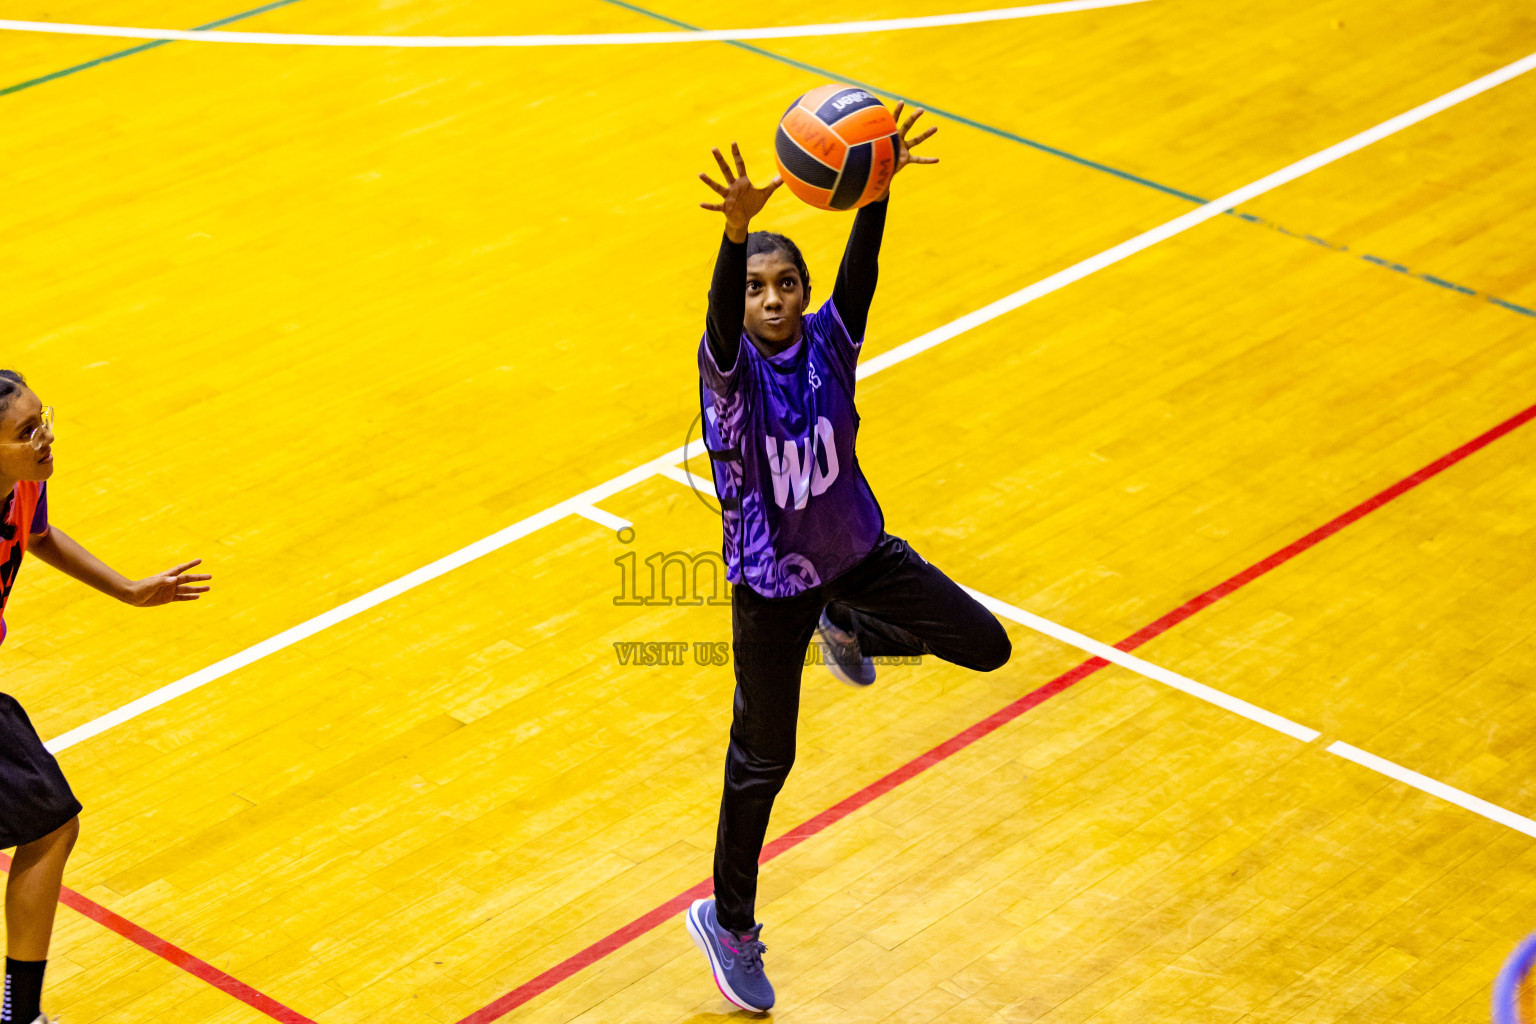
[0,0,1151,47]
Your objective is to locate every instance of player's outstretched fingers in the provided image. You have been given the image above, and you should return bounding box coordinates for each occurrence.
[712,147,736,183]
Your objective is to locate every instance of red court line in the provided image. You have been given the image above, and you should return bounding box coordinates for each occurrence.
[0,852,318,1024]
[454,396,1536,1024]
[1113,398,1536,652]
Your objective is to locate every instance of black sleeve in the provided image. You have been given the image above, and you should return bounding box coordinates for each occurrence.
[830,196,888,343]
[705,233,747,372]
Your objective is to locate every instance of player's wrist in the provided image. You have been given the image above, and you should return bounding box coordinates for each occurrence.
[110,575,140,604]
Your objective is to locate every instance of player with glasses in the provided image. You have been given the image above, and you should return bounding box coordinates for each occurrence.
[0,406,53,453]
[0,371,211,1024]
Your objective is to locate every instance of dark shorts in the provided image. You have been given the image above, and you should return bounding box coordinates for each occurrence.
[0,693,82,850]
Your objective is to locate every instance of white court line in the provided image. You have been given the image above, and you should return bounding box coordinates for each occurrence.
[640,469,1536,842]
[961,587,1320,741]
[645,472,1533,844]
[856,49,1536,381]
[656,463,717,499]
[0,1,1150,47]
[43,461,672,753]
[573,504,632,531]
[45,48,1536,764]
[1328,743,1536,839]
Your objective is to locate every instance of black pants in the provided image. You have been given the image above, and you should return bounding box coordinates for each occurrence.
[713,532,1012,932]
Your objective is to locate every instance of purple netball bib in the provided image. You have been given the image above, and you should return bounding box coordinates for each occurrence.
[698,299,884,598]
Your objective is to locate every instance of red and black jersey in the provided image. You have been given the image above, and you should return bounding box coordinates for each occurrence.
[0,481,49,644]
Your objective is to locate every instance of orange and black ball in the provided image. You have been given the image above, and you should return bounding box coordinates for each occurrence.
[774,85,899,212]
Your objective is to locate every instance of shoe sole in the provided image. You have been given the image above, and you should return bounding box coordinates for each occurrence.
[824,657,875,687]
[684,899,769,1013]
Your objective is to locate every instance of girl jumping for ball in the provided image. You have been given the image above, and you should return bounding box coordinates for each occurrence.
[0,371,211,1024]
[683,105,1013,1012]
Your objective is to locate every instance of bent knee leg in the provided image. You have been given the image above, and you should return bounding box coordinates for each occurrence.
[966,618,1012,673]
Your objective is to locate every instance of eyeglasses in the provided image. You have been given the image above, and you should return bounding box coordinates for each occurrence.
[0,406,54,451]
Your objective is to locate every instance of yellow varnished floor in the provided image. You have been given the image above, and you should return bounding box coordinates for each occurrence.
[0,0,1534,1021]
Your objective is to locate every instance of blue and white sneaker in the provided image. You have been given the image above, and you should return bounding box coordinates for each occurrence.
[684,897,775,1012]
[817,608,875,687]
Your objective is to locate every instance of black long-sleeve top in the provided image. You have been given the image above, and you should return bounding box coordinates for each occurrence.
[704,197,888,372]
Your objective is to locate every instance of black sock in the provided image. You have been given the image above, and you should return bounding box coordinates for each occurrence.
[3,958,46,1024]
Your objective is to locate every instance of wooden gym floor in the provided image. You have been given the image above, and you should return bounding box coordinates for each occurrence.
[1,0,1534,1020]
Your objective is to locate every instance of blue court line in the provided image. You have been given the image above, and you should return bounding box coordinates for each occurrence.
[0,0,304,98]
[602,0,1534,321]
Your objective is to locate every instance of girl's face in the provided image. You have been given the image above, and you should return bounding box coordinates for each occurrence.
[745,252,807,347]
[0,388,55,483]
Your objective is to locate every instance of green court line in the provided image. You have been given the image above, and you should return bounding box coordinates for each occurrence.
[1,0,1525,320]
[600,0,1210,206]
[601,0,1533,321]
[0,0,305,98]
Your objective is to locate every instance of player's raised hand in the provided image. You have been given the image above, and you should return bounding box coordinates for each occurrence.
[125,558,213,607]
[699,142,782,241]
[890,103,939,176]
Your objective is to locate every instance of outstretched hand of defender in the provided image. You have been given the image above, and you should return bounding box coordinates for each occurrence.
[699,142,782,242]
[125,558,212,607]
[890,103,939,177]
